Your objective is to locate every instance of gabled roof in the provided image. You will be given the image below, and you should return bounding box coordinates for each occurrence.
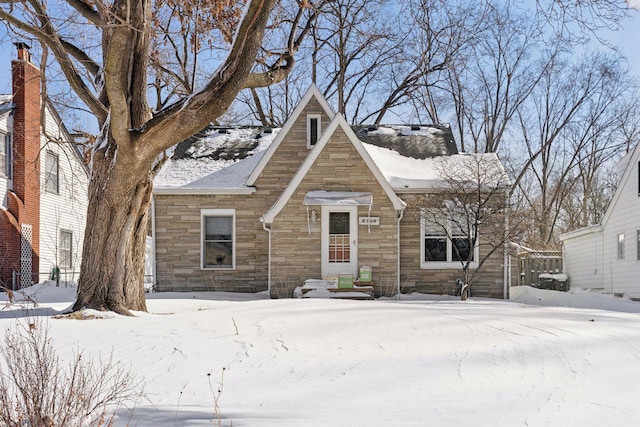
[260,113,406,225]
[245,84,334,186]
[600,142,640,228]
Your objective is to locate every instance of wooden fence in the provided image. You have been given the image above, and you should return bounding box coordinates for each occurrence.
[516,250,563,287]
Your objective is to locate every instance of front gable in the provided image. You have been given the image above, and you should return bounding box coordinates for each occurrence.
[261,113,405,225]
[246,84,334,188]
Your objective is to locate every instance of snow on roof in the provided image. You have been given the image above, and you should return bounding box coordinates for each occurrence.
[154,124,509,192]
[364,143,510,190]
[154,128,280,188]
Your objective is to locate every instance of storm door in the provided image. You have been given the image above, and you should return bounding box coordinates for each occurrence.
[321,205,358,278]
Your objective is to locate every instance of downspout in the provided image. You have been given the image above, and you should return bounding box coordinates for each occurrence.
[262,220,272,295]
[503,189,509,299]
[397,208,405,301]
[151,195,157,287]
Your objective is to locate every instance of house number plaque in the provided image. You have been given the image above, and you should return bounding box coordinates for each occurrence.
[359,217,380,226]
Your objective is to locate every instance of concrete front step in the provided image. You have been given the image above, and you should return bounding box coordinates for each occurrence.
[300,279,374,300]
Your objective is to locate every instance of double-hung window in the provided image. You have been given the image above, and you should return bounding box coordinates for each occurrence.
[59,230,73,269]
[45,151,59,193]
[0,132,11,178]
[201,209,235,269]
[421,210,478,269]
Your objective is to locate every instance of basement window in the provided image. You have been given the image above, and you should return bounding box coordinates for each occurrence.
[307,114,321,148]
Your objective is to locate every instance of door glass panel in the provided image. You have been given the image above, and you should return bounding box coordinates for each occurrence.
[329,212,350,263]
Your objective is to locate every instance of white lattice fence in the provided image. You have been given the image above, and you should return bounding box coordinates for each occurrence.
[20,223,32,288]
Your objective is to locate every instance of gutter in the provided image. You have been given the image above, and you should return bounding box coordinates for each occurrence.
[262,220,272,296]
[151,195,157,287]
[503,190,509,299]
[397,208,405,300]
[153,187,256,195]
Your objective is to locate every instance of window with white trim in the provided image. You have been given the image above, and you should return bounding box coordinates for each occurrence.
[420,210,478,269]
[201,209,235,269]
[307,114,321,148]
[0,131,11,178]
[45,151,59,193]
[59,230,73,269]
[617,232,625,260]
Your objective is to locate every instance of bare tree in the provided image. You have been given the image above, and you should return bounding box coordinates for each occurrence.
[0,0,314,314]
[511,51,634,247]
[416,154,511,300]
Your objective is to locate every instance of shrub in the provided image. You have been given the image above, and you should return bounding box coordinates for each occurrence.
[0,319,143,426]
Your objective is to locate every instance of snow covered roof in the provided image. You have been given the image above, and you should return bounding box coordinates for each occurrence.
[364,143,510,191]
[0,94,13,115]
[154,127,280,190]
[154,122,509,194]
[355,124,457,158]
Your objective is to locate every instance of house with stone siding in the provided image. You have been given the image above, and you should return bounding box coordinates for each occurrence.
[1,43,89,289]
[152,85,510,298]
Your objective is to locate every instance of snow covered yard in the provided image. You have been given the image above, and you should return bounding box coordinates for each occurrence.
[2,286,640,426]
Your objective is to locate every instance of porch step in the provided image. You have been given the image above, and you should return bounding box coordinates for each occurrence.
[299,279,374,300]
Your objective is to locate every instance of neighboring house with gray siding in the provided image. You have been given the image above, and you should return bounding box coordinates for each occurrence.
[152,85,510,298]
[560,143,640,297]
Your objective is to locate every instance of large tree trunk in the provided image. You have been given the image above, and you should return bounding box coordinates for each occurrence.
[72,142,152,315]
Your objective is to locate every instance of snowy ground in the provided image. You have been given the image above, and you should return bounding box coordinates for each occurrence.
[2,285,640,426]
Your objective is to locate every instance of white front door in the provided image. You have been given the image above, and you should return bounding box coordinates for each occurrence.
[321,205,358,278]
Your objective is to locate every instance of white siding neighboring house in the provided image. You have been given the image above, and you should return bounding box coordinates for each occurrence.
[38,106,89,281]
[560,143,640,297]
[0,43,88,288]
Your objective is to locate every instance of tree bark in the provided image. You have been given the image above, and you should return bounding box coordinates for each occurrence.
[72,142,152,315]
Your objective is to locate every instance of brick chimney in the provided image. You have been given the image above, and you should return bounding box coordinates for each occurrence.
[0,42,41,287]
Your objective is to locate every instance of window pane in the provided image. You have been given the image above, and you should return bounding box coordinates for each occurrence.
[329,212,349,235]
[45,152,59,193]
[0,133,6,176]
[452,238,472,261]
[618,233,625,260]
[425,238,447,261]
[204,242,232,267]
[60,231,72,269]
[309,117,318,146]
[205,216,232,240]
[203,215,233,268]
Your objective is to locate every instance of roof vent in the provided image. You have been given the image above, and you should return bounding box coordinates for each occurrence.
[218,128,228,134]
[411,125,421,131]
[366,126,378,132]
[263,127,273,134]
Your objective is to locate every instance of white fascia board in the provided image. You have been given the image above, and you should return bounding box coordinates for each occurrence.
[153,187,256,195]
[261,113,405,225]
[246,84,335,186]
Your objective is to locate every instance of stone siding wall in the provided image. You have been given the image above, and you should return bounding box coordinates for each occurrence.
[270,125,399,297]
[154,194,269,292]
[398,193,507,298]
